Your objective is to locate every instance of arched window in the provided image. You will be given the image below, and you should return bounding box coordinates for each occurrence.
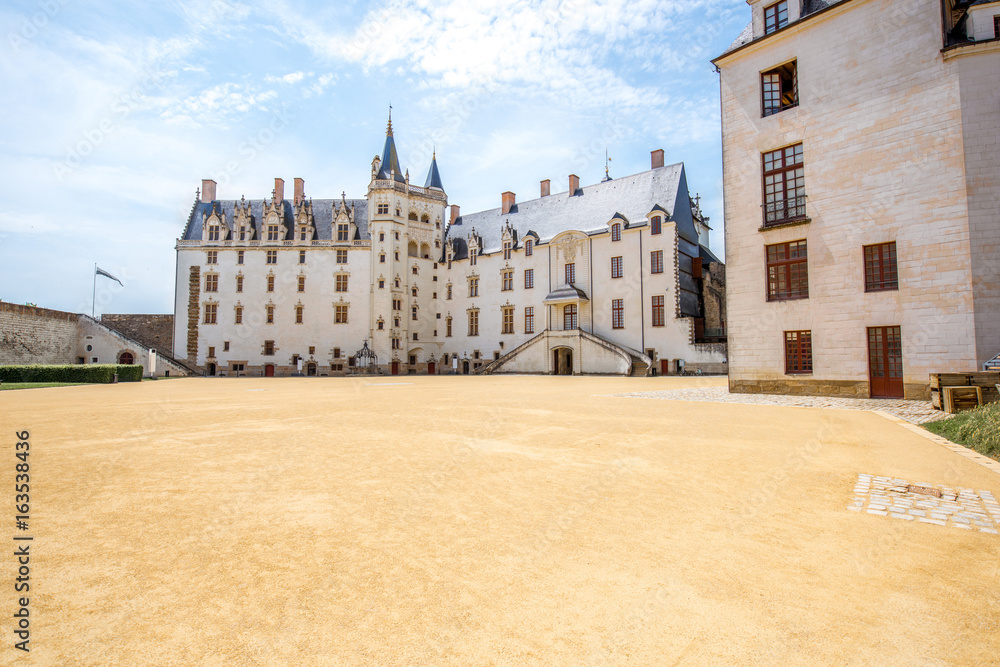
[650,216,662,235]
[611,223,621,242]
[119,352,134,364]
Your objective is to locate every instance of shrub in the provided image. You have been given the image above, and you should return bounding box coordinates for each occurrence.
[0,364,143,384]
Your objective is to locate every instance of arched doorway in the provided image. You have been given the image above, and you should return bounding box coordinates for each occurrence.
[119,351,134,364]
[264,364,275,377]
[207,363,216,376]
[306,362,317,376]
[553,348,573,375]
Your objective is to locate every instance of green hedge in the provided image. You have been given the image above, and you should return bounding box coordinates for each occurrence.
[0,364,143,384]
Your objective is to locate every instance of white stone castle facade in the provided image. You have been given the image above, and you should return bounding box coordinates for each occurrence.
[713,0,999,398]
[172,118,727,377]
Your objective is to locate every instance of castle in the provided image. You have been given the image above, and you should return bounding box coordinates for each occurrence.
[172,117,727,377]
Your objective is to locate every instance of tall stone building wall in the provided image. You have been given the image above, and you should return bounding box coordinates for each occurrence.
[100,314,174,354]
[0,302,79,364]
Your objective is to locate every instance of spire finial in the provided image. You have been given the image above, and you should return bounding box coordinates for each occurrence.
[387,104,393,137]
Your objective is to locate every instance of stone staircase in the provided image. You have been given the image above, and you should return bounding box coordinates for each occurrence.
[481,329,652,377]
[984,353,1000,372]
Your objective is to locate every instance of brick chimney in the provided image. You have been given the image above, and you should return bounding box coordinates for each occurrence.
[450,204,460,225]
[502,191,516,214]
[273,177,285,202]
[651,149,664,169]
[201,179,217,203]
[568,174,580,196]
[293,177,304,205]
[540,179,550,197]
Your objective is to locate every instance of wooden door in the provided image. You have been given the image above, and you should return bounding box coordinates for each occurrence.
[868,326,903,398]
[264,364,275,377]
[391,362,399,375]
[427,362,435,375]
[661,359,670,375]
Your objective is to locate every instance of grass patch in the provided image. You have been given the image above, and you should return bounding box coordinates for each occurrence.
[925,402,1000,461]
[0,382,89,391]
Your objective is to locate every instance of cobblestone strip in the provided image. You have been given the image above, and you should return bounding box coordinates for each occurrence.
[848,474,1000,535]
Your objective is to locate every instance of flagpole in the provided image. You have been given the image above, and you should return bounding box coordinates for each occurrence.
[92,263,96,318]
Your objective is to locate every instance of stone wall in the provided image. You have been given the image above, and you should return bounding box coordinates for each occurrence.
[0,302,79,364]
[100,314,174,354]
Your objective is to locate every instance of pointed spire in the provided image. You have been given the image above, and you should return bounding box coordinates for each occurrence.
[387,104,393,137]
[424,149,444,190]
[376,107,405,183]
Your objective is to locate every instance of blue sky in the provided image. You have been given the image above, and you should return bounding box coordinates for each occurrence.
[0,0,748,315]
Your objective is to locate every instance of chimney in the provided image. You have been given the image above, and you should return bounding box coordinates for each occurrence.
[450,204,460,225]
[201,179,217,203]
[502,191,516,214]
[568,174,579,196]
[651,149,664,169]
[293,178,305,205]
[540,179,550,197]
[273,177,285,202]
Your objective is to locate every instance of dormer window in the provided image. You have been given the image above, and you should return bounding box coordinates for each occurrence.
[239,228,247,241]
[470,248,477,266]
[764,0,788,35]
[503,241,512,260]
[525,239,533,256]
[208,225,220,241]
[650,216,662,235]
[611,223,621,242]
[337,223,349,242]
[267,225,279,241]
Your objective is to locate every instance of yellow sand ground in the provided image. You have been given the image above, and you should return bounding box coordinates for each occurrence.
[1,376,998,666]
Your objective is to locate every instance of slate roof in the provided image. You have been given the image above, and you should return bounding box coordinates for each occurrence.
[445,162,699,259]
[376,120,406,183]
[182,198,369,242]
[424,154,444,190]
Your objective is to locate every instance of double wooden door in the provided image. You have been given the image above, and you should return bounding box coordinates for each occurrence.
[868,326,903,398]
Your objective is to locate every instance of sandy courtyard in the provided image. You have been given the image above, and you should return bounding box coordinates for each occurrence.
[2,375,998,665]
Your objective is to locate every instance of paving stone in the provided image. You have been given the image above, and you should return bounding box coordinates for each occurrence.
[847,506,863,512]
[867,509,888,516]
[918,518,947,526]
[953,524,972,530]
[979,528,999,535]
[930,513,948,521]
[952,517,971,524]
[891,513,915,521]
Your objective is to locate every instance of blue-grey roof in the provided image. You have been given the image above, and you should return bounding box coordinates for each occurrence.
[182,198,369,241]
[445,162,698,258]
[700,244,723,265]
[424,155,444,190]
[377,128,405,183]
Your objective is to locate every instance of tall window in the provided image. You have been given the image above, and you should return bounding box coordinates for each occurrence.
[446,316,452,337]
[335,275,348,292]
[336,249,348,264]
[267,275,275,292]
[565,263,575,284]
[266,250,277,264]
[524,269,534,289]
[650,216,661,235]
[784,330,813,374]
[208,225,220,241]
[447,284,453,300]
[612,299,624,329]
[412,306,418,321]
[864,242,898,292]
[237,250,244,265]
[764,0,788,34]
[337,224,349,241]
[503,241,512,260]
[762,61,798,117]
[263,340,274,356]
[234,306,243,324]
[502,270,513,291]
[767,240,808,300]
[206,251,218,264]
[995,15,1000,38]
[203,303,217,324]
[563,304,578,330]
[295,275,304,292]
[762,143,806,225]
[651,250,664,274]
[525,239,533,256]
[469,277,479,297]
[470,249,477,266]
[205,274,218,292]
[525,306,535,334]
[334,305,348,324]
[611,223,621,242]
[266,305,274,324]
[299,250,306,264]
[468,310,479,336]
[651,295,665,327]
[502,306,514,334]
[267,225,279,241]
[295,305,304,324]
[611,256,623,279]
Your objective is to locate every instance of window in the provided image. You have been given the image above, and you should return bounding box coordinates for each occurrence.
[864,242,898,292]
[299,229,307,241]
[267,275,275,292]
[412,306,418,321]
[391,338,400,350]
[237,250,244,265]
[239,228,246,241]
[784,330,812,374]
[298,275,306,292]
[206,251,218,264]
[469,277,479,297]
[299,250,306,264]
[611,223,621,242]
[264,340,274,356]
[650,216,661,235]
[266,250,277,264]
[267,225,279,241]
[446,316,453,337]
[470,250,477,266]
[612,299,624,329]
[447,284,453,299]
[395,231,400,240]
[334,305,348,324]
[502,270,513,291]
[762,61,798,117]
[266,305,274,324]
[295,305,303,324]
[432,292,437,299]
[652,295,665,327]
[380,253,386,263]
[231,363,245,373]
[764,0,788,35]
[565,263,575,284]
[337,224,349,242]
[377,203,389,215]
[524,269,534,289]
[412,286,418,297]
[392,299,401,311]
[378,279,385,289]
[503,241,512,260]
[208,225,220,241]
[611,256,623,279]
[205,274,218,292]
[995,15,1000,38]
[468,310,479,336]
[651,250,664,274]
[395,251,399,261]
[767,240,809,300]
[412,265,418,275]
[203,303,217,324]
[525,306,534,334]
[525,239,533,256]
[394,278,400,288]
[412,333,419,341]
[563,304,578,330]
[502,306,514,334]
[235,306,243,324]
[208,346,215,358]
[309,346,315,355]
[335,275,348,292]
[762,143,806,225]
[377,319,384,330]
[336,249,347,264]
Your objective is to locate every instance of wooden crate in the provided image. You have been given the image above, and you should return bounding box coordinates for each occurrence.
[942,386,982,414]
[929,372,1000,410]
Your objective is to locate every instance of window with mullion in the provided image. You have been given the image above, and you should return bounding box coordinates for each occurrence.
[766,240,808,300]
[784,330,812,374]
[864,242,898,292]
[763,143,806,225]
[611,256,623,279]
[565,262,575,284]
[651,250,664,274]
[612,299,624,329]
[764,0,788,35]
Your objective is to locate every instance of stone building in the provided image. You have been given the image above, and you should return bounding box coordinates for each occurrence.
[712,0,999,398]
[172,118,727,376]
